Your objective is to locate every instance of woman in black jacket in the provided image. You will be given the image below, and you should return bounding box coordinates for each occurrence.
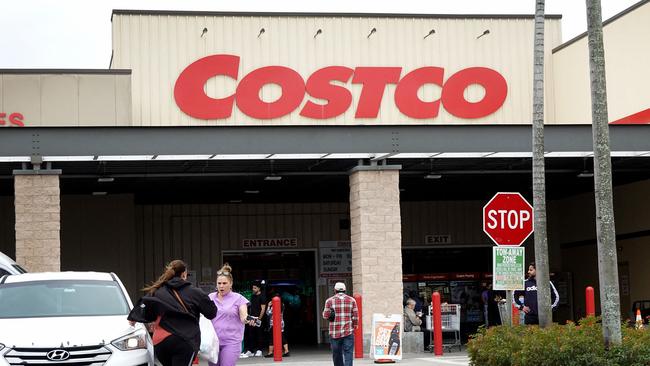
[130,259,217,366]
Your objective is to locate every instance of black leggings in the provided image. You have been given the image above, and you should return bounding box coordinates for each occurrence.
[155,334,195,366]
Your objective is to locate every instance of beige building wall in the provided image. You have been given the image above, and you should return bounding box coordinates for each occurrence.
[0,72,132,127]
[552,2,650,124]
[112,13,562,126]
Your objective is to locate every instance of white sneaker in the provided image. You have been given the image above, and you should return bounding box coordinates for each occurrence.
[244,351,254,357]
[239,353,249,359]
[255,350,263,357]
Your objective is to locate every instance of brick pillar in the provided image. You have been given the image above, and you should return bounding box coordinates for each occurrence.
[14,172,61,272]
[349,165,403,342]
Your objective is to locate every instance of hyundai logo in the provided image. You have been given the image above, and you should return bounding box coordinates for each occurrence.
[46,349,70,361]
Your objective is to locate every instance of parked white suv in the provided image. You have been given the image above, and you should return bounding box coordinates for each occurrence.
[0,271,154,365]
[0,252,26,276]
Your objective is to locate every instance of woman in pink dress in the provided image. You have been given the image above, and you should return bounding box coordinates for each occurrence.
[209,264,257,366]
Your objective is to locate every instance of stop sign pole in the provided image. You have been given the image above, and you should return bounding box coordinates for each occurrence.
[483,192,533,325]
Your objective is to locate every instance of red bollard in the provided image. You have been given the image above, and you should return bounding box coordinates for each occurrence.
[354,294,363,359]
[586,286,596,317]
[512,303,520,325]
[432,292,443,356]
[272,296,282,362]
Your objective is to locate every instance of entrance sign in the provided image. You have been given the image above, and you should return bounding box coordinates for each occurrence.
[483,192,534,246]
[242,238,297,248]
[492,246,525,291]
[175,54,508,121]
[370,313,402,361]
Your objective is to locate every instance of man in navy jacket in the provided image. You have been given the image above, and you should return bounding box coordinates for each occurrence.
[514,262,559,325]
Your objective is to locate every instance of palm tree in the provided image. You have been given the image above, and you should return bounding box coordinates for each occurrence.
[531,0,553,328]
[585,0,622,347]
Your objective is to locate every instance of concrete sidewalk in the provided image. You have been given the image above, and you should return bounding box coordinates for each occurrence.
[200,350,470,366]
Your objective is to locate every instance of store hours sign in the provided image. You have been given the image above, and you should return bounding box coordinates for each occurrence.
[319,241,352,278]
[492,246,525,291]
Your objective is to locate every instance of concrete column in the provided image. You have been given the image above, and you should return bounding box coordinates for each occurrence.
[349,165,403,340]
[14,171,61,272]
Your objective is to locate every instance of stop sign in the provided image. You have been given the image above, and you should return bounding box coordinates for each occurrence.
[483,192,534,246]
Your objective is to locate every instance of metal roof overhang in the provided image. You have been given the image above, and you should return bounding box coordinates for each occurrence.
[1,125,649,160]
[2,125,650,202]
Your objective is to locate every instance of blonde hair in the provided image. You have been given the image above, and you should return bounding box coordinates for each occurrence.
[143,259,186,295]
[216,263,233,284]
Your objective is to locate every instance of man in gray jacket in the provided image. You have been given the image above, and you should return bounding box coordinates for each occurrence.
[404,298,422,332]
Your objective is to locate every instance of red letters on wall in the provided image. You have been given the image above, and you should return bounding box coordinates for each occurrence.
[174,54,508,121]
[0,112,25,127]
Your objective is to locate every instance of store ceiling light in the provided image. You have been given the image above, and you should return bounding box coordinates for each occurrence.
[268,153,326,159]
[577,171,594,178]
[244,190,260,194]
[391,153,439,158]
[488,152,533,158]
[544,151,593,158]
[96,155,154,161]
[0,156,30,162]
[323,153,375,159]
[155,154,213,160]
[43,156,95,162]
[97,177,114,183]
[610,151,650,157]
[424,173,442,179]
[92,191,107,196]
[264,175,282,181]
[435,152,494,158]
[212,154,270,160]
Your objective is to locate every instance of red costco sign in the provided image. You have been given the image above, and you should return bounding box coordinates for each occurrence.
[174,54,508,121]
[483,192,533,246]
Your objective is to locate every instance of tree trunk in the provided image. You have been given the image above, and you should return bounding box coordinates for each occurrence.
[531,0,552,328]
[585,0,622,347]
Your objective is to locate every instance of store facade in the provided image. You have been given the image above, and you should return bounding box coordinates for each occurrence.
[2,1,650,344]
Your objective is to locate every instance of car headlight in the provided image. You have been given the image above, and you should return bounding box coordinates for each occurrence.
[111,329,147,351]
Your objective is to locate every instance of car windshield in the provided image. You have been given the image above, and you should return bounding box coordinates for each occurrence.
[0,280,129,318]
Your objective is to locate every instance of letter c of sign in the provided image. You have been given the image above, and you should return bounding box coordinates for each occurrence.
[174,54,240,119]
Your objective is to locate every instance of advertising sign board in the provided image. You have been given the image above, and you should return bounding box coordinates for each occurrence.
[370,313,402,361]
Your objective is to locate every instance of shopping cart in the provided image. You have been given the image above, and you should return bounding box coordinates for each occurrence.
[426,304,462,352]
[497,299,510,325]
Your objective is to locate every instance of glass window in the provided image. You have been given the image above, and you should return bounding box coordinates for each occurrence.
[0,280,129,318]
[0,268,9,277]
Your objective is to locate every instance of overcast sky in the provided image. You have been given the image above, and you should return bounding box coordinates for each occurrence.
[0,0,639,69]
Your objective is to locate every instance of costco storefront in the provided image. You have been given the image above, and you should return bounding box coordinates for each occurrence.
[2,3,650,344]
